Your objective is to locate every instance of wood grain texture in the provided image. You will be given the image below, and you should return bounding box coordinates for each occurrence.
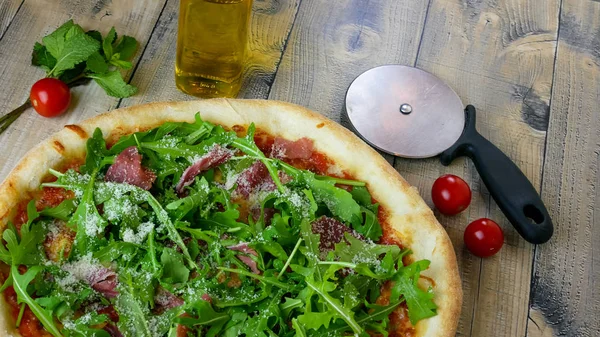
[268,0,429,123]
[118,0,300,108]
[0,0,168,182]
[268,0,430,167]
[528,0,600,336]
[0,0,22,40]
[394,0,559,336]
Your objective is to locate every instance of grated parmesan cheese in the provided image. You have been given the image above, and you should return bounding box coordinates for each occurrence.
[122,222,154,244]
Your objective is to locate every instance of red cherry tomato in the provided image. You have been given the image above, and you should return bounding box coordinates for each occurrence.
[30,78,71,117]
[431,174,472,215]
[464,218,504,257]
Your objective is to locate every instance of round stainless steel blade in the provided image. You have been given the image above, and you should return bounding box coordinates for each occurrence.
[345,65,465,158]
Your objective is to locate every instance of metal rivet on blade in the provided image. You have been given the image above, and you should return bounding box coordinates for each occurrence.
[400,103,413,114]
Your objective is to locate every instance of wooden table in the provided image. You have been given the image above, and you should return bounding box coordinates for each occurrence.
[0,1,598,336]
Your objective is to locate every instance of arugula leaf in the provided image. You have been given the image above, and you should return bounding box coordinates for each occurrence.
[80,128,112,174]
[88,70,137,98]
[161,247,190,284]
[350,186,372,206]
[303,174,362,226]
[353,206,382,241]
[39,199,77,221]
[280,297,303,318]
[390,260,437,324]
[115,272,152,337]
[93,241,139,263]
[177,300,229,327]
[146,192,197,269]
[166,177,210,220]
[231,124,284,192]
[297,311,337,331]
[11,265,63,337]
[0,201,45,265]
[305,277,362,335]
[292,318,307,337]
[67,170,107,256]
[61,312,110,337]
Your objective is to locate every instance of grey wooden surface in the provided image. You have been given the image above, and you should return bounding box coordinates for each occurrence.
[0,0,598,336]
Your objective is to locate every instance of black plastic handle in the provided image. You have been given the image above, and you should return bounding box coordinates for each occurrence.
[440,105,553,244]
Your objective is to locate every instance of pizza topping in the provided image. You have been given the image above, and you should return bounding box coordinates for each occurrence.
[105,146,156,190]
[271,137,314,160]
[311,216,363,251]
[154,286,185,312]
[250,206,276,225]
[0,115,438,337]
[234,161,292,197]
[88,267,119,298]
[103,323,124,337]
[237,255,261,274]
[227,242,258,256]
[176,144,233,195]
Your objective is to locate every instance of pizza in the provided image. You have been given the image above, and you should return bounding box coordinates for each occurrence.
[0,99,461,337]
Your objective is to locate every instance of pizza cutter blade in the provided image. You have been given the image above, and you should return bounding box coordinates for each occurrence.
[344,65,553,244]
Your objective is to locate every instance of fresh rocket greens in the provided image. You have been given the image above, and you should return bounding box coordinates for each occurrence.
[0,114,437,337]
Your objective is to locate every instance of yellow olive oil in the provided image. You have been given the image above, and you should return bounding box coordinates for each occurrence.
[175,0,252,98]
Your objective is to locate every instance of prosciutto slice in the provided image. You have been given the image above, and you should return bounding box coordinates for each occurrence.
[250,207,276,225]
[103,324,124,337]
[237,255,261,274]
[87,268,119,298]
[227,242,258,256]
[235,161,292,197]
[201,293,212,303]
[176,144,233,195]
[105,146,156,190]
[271,137,314,160]
[155,286,185,312]
[312,216,363,251]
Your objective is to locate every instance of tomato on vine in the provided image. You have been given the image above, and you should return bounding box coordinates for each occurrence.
[30,78,71,117]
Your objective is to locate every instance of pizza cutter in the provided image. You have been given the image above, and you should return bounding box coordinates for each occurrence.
[344,65,553,244]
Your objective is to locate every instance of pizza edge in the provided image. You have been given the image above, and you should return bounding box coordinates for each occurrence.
[0,99,462,337]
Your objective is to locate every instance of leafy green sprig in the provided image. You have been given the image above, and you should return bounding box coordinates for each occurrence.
[0,20,139,136]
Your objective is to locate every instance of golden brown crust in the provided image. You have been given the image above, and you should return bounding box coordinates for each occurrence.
[0,99,462,337]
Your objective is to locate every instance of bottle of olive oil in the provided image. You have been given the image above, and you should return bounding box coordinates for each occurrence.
[175,0,252,98]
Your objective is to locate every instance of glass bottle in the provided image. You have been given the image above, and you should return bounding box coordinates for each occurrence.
[175,0,252,98]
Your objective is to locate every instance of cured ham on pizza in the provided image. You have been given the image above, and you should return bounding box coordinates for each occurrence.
[0,100,461,337]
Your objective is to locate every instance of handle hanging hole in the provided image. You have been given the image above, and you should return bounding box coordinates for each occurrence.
[524,204,545,224]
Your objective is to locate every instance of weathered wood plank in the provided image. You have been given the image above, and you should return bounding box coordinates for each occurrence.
[118,0,300,107]
[0,0,22,40]
[528,0,600,336]
[268,0,429,166]
[268,0,429,122]
[0,0,168,182]
[395,0,559,336]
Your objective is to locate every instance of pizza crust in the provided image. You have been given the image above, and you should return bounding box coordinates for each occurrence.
[0,99,462,337]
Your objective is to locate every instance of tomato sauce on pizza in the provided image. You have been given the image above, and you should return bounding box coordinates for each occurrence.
[0,108,444,337]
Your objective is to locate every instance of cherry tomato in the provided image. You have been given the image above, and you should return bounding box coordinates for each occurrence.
[30,78,71,117]
[431,174,472,215]
[464,218,504,257]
